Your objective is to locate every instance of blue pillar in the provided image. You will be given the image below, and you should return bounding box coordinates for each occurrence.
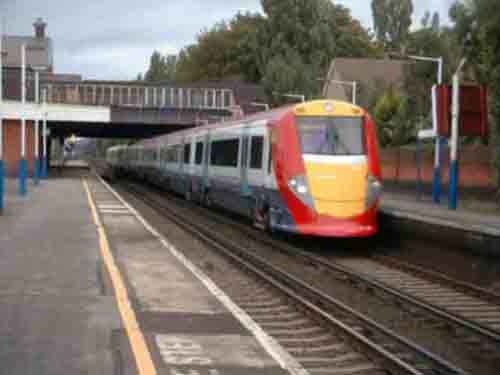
[432,166,441,203]
[449,160,459,210]
[19,158,28,196]
[432,136,443,204]
[33,158,40,186]
[416,136,423,200]
[41,156,48,179]
[0,159,4,214]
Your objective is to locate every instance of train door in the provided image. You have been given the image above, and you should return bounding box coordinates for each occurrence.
[264,125,277,192]
[182,135,194,197]
[202,131,211,199]
[192,133,205,201]
[247,125,267,191]
[240,126,251,196]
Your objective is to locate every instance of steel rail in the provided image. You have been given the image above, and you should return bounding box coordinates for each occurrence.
[121,181,467,375]
[373,255,500,305]
[131,179,500,345]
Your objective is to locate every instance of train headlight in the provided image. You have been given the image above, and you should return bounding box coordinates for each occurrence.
[366,174,383,209]
[288,175,315,209]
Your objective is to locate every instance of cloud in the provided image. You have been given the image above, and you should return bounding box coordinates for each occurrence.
[2,0,455,80]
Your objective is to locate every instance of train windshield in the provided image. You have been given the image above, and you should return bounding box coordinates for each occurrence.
[297,117,365,156]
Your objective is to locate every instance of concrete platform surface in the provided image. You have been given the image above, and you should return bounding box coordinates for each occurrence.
[382,191,500,237]
[85,175,302,375]
[0,172,302,375]
[0,176,122,375]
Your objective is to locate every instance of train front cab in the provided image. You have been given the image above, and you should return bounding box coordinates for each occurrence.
[272,100,382,238]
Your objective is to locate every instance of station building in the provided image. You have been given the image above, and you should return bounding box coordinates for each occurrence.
[1,19,267,178]
[2,18,53,177]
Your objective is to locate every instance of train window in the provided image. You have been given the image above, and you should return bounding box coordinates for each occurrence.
[249,136,264,169]
[297,117,365,156]
[160,148,168,163]
[166,146,179,163]
[223,91,232,108]
[215,90,222,108]
[183,143,191,164]
[210,139,239,167]
[195,142,204,164]
[268,145,273,174]
[206,90,214,108]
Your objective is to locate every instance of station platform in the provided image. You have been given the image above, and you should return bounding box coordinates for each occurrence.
[380,190,500,255]
[0,171,302,375]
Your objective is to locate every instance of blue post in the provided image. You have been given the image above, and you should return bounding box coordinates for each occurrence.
[19,158,28,196]
[449,160,459,210]
[0,159,4,214]
[448,65,464,210]
[432,136,442,203]
[42,156,48,179]
[432,167,441,203]
[33,158,40,186]
[416,136,423,200]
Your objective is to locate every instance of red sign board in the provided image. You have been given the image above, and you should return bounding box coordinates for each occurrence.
[436,85,488,138]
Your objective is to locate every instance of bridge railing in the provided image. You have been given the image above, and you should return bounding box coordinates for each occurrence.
[40,82,236,110]
[1,67,238,116]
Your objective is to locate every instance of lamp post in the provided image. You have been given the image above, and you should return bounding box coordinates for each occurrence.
[249,102,270,111]
[273,92,305,103]
[408,55,444,204]
[449,58,467,210]
[319,78,358,105]
[31,67,45,185]
[0,24,4,213]
[19,44,28,196]
[41,88,49,178]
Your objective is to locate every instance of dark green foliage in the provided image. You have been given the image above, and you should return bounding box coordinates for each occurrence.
[259,0,377,102]
[176,13,265,82]
[144,52,177,82]
[176,2,378,102]
[374,87,414,147]
[371,0,413,52]
[450,0,500,190]
[403,24,460,120]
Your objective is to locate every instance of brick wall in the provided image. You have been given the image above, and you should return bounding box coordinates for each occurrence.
[2,119,38,177]
[380,144,495,188]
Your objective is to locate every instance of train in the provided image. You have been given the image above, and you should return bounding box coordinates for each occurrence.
[106,99,382,238]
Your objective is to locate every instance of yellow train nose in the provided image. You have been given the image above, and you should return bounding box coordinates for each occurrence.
[305,161,368,218]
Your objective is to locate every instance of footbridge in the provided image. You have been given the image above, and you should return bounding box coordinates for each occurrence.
[1,69,266,180]
[4,73,265,138]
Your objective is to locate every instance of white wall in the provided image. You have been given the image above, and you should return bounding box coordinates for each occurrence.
[2,100,111,123]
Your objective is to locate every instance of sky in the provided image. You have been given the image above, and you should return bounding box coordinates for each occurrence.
[1,0,456,80]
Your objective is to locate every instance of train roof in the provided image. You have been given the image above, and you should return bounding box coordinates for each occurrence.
[133,99,365,147]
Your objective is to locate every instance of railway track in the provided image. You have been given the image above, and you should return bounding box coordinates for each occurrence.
[118,180,466,375]
[130,180,500,356]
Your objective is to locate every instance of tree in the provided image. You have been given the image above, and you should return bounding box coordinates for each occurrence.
[373,86,414,147]
[260,0,377,102]
[371,0,414,52]
[176,2,378,101]
[176,12,265,82]
[144,52,177,82]
[431,12,440,32]
[450,0,500,193]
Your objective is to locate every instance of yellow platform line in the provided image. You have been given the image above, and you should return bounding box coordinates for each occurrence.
[83,179,156,375]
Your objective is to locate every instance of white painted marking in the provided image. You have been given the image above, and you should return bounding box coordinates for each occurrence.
[156,335,284,368]
[99,204,126,209]
[170,369,220,375]
[100,209,132,215]
[303,154,367,165]
[95,173,309,375]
